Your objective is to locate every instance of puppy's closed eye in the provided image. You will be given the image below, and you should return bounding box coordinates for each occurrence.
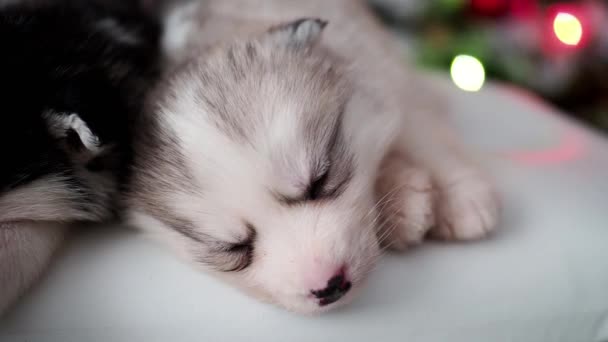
[279,162,352,205]
[307,169,329,200]
[214,223,256,272]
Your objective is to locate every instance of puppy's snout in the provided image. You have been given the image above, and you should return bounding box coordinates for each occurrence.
[310,271,352,306]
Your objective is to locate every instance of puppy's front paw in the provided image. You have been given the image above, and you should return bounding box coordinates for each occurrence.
[431,173,499,241]
[375,157,435,251]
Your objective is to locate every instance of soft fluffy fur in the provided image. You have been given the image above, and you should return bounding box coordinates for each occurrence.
[127,0,500,314]
[0,0,159,314]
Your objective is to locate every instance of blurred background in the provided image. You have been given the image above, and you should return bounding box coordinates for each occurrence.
[369,0,608,133]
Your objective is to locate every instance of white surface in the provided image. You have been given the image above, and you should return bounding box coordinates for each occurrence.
[2,79,608,341]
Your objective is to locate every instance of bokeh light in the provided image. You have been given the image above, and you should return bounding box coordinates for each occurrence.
[553,12,583,46]
[450,55,486,92]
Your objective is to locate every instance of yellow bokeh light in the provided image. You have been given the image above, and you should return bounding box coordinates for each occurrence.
[450,55,485,92]
[553,12,582,46]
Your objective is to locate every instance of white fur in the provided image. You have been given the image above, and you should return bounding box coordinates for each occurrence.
[95,18,141,46]
[161,1,197,63]
[0,176,102,223]
[128,0,499,314]
[0,222,66,314]
[43,111,103,155]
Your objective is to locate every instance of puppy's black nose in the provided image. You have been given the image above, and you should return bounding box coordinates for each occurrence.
[311,274,352,306]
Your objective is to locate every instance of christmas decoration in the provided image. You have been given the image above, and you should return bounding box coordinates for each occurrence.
[370,0,608,132]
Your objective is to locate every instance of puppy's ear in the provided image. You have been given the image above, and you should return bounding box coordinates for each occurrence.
[266,18,328,50]
[43,111,104,158]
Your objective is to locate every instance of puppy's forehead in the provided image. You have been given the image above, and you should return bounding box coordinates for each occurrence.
[180,41,351,144]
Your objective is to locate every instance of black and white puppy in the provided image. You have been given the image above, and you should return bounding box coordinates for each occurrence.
[0,0,160,314]
[127,0,499,314]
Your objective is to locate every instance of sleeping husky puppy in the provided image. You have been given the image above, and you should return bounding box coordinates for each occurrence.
[0,0,159,314]
[127,0,499,314]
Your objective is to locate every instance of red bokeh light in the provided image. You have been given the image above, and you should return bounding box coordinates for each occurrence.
[471,0,509,16]
[542,4,592,54]
[510,0,539,19]
[553,12,583,46]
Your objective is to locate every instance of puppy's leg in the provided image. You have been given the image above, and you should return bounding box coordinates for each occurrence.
[0,222,66,315]
[375,152,435,251]
[392,91,500,241]
[328,2,499,241]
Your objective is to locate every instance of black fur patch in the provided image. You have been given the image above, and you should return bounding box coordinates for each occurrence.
[0,0,160,221]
